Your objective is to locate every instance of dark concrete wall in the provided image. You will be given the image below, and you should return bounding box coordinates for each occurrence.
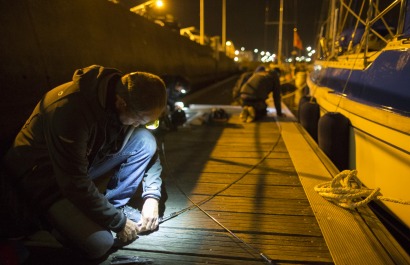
[0,0,238,153]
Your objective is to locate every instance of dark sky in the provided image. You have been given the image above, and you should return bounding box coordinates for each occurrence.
[129,0,327,56]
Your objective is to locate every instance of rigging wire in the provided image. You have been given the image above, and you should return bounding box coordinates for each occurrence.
[312,0,367,113]
[158,113,284,264]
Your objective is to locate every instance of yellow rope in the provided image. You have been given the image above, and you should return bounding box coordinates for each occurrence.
[314,170,410,209]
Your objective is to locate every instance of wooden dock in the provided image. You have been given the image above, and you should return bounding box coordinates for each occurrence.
[144,108,333,264]
[19,85,410,264]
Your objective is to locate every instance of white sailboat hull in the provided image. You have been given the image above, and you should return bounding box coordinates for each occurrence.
[307,77,410,228]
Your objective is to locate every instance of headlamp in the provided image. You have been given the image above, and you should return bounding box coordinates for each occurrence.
[145,119,160,130]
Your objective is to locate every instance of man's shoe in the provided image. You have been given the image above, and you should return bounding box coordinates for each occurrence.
[118,205,141,223]
[240,106,249,122]
[246,106,256,123]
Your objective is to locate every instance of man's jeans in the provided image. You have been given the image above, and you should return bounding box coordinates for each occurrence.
[88,128,158,207]
[47,128,157,259]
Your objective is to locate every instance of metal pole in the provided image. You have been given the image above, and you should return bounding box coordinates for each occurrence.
[330,0,336,56]
[200,0,204,45]
[331,7,338,57]
[278,0,283,65]
[222,0,226,52]
[364,0,373,66]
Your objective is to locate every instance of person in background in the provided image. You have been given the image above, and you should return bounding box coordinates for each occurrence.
[293,63,308,109]
[160,74,190,112]
[0,65,167,261]
[232,71,253,106]
[239,67,284,122]
[159,74,190,130]
[232,65,266,106]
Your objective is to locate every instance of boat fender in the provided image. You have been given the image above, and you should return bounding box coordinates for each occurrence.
[297,95,316,121]
[318,112,350,171]
[299,97,320,142]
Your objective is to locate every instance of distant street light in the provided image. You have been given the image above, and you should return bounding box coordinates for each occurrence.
[130,0,164,16]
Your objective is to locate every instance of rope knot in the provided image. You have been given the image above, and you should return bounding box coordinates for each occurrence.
[314,170,409,209]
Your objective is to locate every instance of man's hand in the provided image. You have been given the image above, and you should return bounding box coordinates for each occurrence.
[116,219,139,243]
[139,198,159,232]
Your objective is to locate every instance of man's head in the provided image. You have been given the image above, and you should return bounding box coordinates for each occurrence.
[115,72,166,127]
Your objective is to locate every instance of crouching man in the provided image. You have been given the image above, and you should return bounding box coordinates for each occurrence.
[1,65,167,260]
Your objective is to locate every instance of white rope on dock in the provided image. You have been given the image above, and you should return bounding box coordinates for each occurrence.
[314,170,410,209]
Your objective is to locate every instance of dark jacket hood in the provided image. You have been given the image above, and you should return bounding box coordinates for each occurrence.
[72,65,123,112]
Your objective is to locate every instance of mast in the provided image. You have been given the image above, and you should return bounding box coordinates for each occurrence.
[278,0,283,65]
[329,0,336,57]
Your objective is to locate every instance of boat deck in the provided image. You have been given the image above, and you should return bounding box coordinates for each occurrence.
[21,104,410,265]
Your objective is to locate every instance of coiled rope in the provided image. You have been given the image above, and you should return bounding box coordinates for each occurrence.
[314,170,410,209]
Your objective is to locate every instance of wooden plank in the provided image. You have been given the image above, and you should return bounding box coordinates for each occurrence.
[163,150,290,159]
[162,195,314,216]
[173,172,300,186]
[173,183,307,199]
[25,246,266,265]
[160,210,321,236]
[173,172,301,186]
[167,164,297,175]
[113,249,266,265]
[128,228,333,263]
[165,156,294,168]
[163,143,286,155]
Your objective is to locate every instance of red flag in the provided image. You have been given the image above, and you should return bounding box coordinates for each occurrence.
[293,28,303,50]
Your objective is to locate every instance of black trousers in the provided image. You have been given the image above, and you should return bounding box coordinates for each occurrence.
[241,99,267,120]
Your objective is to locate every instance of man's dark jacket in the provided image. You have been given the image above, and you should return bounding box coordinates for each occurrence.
[2,65,162,232]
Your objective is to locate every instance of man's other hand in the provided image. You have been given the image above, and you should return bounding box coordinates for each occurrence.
[117,219,139,243]
[139,198,159,232]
